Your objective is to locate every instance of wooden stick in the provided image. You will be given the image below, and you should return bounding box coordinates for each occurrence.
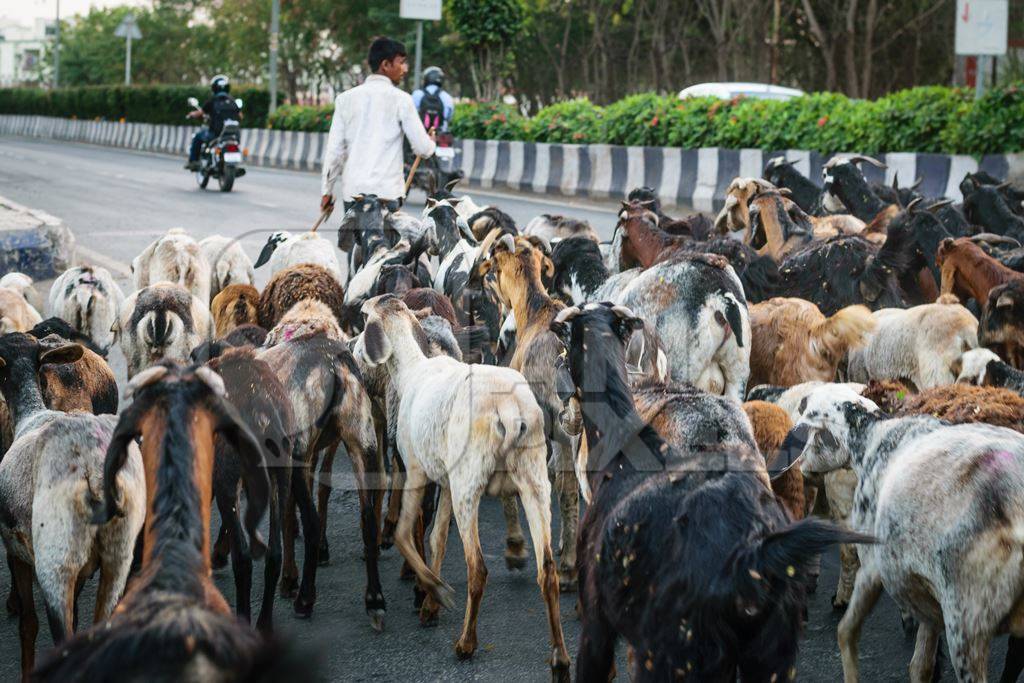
[309,206,332,233]
[404,155,423,198]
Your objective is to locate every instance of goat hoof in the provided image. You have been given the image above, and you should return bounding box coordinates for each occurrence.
[279,577,299,599]
[558,570,578,593]
[293,597,315,619]
[413,585,427,610]
[505,553,528,571]
[551,651,571,683]
[317,543,330,566]
[400,560,416,580]
[380,521,397,550]
[368,609,386,633]
[454,639,476,660]
[419,605,440,627]
[831,593,849,612]
[5,590,18,617]
[211,551,229,571]
[434,582,456,610]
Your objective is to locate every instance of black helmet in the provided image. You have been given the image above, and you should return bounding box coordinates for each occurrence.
[423,66,444,88]
[211,74,231,94]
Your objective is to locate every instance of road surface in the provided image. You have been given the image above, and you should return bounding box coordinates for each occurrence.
[0,136,1014,681]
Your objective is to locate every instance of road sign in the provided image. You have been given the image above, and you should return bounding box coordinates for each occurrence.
[114,13,142,40]
[955,0,1007,56]
[400,0,441,21]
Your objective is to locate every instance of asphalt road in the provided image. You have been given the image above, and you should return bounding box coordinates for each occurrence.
[0,136,1015,681]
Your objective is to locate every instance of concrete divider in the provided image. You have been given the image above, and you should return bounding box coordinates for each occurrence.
[0,194,76,279]
[2,114,1022,210]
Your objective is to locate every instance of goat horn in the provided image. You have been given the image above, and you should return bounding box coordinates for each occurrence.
[610,304,637,320]
[910,177,923,190]
[997,181,1015,190]
[553,306,582,324]
[906,197,923,213]
[124,365,169,400]
[639,199,657,209]
[892,172,900,191]
[751,178,779,193]
[475,227,503,262]
[849,155,887,170]
[971,233,1022,248]
[194,366,227,398]
[498,234,516,253]
[997,293,1015,309]
[526,234,552,255]
[926,199,955,213]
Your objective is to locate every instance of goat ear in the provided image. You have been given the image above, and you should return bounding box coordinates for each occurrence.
[39,343,83,367]
[212,397,269,560]
[93,401,145,524]
[997,293,1014,309]
[361,319,393,366]
[543,255,555,280]
[254,237,278,268]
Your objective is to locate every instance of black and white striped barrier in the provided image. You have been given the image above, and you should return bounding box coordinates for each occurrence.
[3,115,1022,208]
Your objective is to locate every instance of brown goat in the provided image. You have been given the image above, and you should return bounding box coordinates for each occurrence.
[211,284,260,338]
[742,400,806,521]
[749,298,875,387]
[937,237,1024,305]
[258,263,345,330]
[401,288,458,327]
[617,201,691,268]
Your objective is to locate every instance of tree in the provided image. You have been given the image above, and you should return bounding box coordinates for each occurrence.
[447,0,523,100]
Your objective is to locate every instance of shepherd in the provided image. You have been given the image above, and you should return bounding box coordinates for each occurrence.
[319,36,437,218]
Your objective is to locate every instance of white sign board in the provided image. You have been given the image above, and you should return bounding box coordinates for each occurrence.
[955,0,1008,55]
[400,0,441,21]
[114,14,142,40]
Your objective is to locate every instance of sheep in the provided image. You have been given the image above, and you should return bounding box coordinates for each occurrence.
[253,230,343,282]
[0,333,145,677]
[264,299,344,346]
[797,388,1024,682]
[257,328,383,625]
[522,214,599,243]
[198,235,256,299]
[749,298,874,387]
[550,303,858,681]
[210,283,260,338]
[896,383,1024,431]
[743,400,806,521]
[847,298,979,390]
[257,263,345,332]
[980,279,1024,368]
[474,234,581,588]
[131,228,211,304]
[0,284,42,333]
[31,361,296,682]
[354,294,570,675]
[45,266,124,353]
[936,236,1024,307]
[114,282,212,379]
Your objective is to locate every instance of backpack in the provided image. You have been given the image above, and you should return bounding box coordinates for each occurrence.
[418,86,446,132]
[209,93,241,136]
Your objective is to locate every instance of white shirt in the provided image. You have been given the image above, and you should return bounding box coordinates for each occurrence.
[320,74,436,201]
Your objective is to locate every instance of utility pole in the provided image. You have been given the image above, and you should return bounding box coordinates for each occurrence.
[269,0,280,112]
[413,20,423,89]
[53,0,60,88]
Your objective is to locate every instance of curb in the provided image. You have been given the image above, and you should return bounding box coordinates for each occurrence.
[0,194,76,279]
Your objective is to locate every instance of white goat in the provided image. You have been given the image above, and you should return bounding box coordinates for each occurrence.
[847,299,979,390]
[253,231,343,282]
[354,294,570,676]
[198,235,255,299]
[46,266,125,352]
[132,228,211,304]
[798,388,1024,682]
[0,334,145,676]
[0,285,42,333]
[114,282,212,378]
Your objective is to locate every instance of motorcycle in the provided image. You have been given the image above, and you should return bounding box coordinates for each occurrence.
[187,96,247,192]
[404,130,462,195]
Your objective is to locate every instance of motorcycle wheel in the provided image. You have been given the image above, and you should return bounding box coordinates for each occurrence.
[195,169,210,189]
[218,165,235,192]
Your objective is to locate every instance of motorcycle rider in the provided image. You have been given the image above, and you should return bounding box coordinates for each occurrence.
[185,74,241,171]
[411,66,454,133]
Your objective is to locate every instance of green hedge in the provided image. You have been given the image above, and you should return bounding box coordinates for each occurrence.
[0,84,278,127]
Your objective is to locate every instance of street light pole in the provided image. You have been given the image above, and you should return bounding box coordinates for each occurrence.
[269,0,280,112]
[413,20,423,88]
[53,0,60,88]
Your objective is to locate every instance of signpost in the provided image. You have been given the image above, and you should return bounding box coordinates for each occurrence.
[113,13,142,86]
[955,0,1008,98]
[399,0,442,89]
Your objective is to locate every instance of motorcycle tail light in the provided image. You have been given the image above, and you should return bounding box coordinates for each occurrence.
[225,143,240,152]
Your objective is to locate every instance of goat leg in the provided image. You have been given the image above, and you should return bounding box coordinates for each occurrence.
[394,465,455,610]
[501,493,528,570]
[316,448,335,566]
[452,485,487,660]
[345,433,387,632]
[12,556,37,677]
[256,475,286,634]
[419,487,452,627]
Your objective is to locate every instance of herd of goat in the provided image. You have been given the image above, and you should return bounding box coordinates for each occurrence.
[2,154,1024,681]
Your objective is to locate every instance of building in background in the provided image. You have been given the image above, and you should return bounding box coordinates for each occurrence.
[0,18,55,87]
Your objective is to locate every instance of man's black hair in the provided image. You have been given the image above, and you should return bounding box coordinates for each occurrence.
[368,37,407,73]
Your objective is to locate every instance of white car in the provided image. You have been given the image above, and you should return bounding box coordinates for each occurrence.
[677,82,805,102]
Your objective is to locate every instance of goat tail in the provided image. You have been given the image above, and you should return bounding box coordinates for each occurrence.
[811,304,875,359]
[495,399,531,454]
[936,293,961,305]
[723,293,746,348]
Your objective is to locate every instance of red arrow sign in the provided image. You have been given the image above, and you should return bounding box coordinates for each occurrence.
[962,2,970,22]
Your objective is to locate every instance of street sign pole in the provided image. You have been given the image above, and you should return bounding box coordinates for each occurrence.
[114,13,141,87]
[125,32,132,85]
[400,0,441,90]
[54,0,60,88]
[269,0,280,112]
[414,20,423,89]
[955,0,1008,99]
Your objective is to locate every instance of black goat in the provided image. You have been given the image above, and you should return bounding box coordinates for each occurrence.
[967,171,1024,216]
[550,303,862,681]
[763,157,822,214]
[29,317,107,358]
[550,236,610,305]
[960,175,1024,243]
[468,206,518,241]
[980,280,1024,369]
[821,155,892,223]
[884,199,954,304]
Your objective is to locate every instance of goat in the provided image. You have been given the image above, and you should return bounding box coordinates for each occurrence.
[550,303,858,681]
[354,294,570,675]
[883,199,956,305]
[344,237,425,332]
[714,176,779,236]
[979,279,1024,369]
[474,234,581,589]
[616,199,692,268]
[820,155,894,225]
[764,156,823,213]
[257,329,383,626]
[894,383,1024,431]
[46,266,124,353]
[254,229,343,282]
[797,388,1024,682]
[846,298,979,390]
[32,361,290,682]
[956,347,1024,394]
[337,195,404,286]
[750,298,874,387]
[467,206,518,241]
[743,400,806,521]
[372,264,422,298]
[131,228,211,304]
[550,236,609,305]
[0,333,145,677]
[198,235,256,300]
[190,324,268,367]
[936,236,1024,307]
[523,214,599,243]
[114,282,212,379]
[691,237,781,304]
[0,285,42,334]
[257,263,345,332]
[961,175,1024,242]
[264,299,344,347]
[30,317,105,358]
[211,283,260,338]
[614,252,750,401]
[626,186,713,238]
